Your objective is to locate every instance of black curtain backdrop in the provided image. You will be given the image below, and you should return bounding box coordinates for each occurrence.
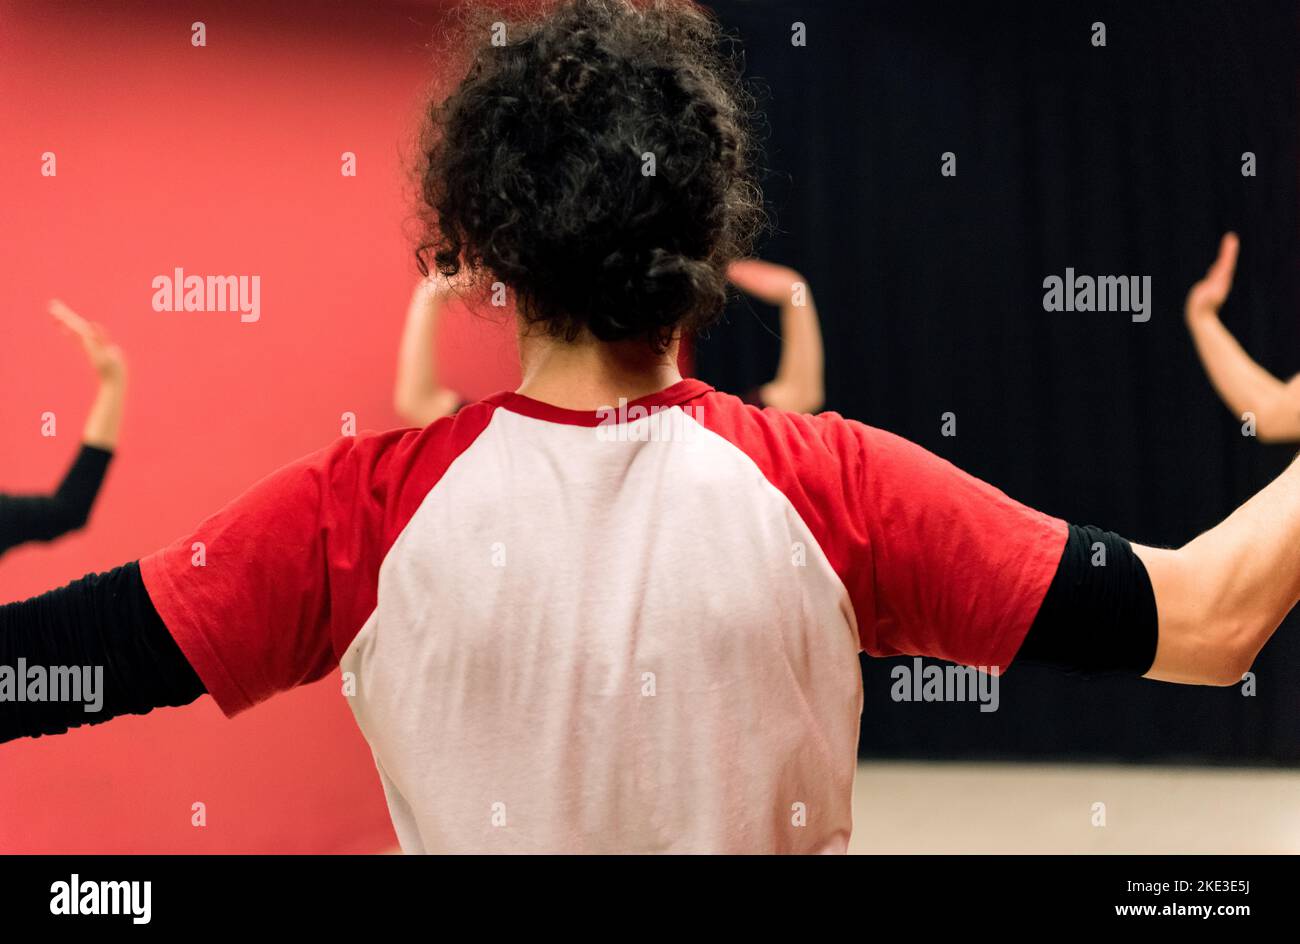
[699,0,1300,763]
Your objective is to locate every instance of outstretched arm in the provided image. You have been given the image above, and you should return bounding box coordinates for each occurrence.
[1030,442,1300,686]
[1134,448,1300,685]
[2,432,375,743]
[1185,233,1300,442]
[727,259,825,413]
[393,279,463,426]
[0,563,204,742]
[837,407,1300,690]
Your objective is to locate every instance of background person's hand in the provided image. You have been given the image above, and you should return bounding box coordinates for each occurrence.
[49,299,127,382]
[725,258,825,414]
[1185,232,1239,325]
[726,259,807,307]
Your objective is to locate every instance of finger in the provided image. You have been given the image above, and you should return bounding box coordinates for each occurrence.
[47,299,92,336]
[1207,232,1239,285]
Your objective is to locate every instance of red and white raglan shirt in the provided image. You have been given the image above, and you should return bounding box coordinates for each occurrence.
[139,379,1067,853]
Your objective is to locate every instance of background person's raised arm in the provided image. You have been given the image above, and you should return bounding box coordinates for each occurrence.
[0,303,125,555]
[49,298,127,450]
[393,279,462,426]
[727,259,825,413]
[1185,233,1300,442]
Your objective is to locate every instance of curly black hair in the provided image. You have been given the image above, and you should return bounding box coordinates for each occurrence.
[414,0,763,351]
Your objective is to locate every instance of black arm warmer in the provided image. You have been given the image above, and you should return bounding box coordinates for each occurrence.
[0,444,113,556]
[0,562,206,743]
[1016,523,1159,677]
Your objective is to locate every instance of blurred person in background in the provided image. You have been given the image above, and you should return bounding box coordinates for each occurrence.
[725,257,825,413]
[0,301,125,558]
[393,278,467,425]
[394,256,824,428]
[1186,232,1300,441]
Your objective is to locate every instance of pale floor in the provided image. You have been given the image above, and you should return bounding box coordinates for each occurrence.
[379,760,1300,853]
[848,761,1300,854]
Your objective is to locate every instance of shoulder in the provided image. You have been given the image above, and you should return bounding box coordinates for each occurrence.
[687,388,881,487]
[321,398,504,533]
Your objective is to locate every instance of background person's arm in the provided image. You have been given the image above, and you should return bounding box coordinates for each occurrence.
[0,564,204,743]
[49,299,127,450]
[393,279,462,426]
[0,303,125,555]
[0,447,114,555]
[727,259,825,413]
[2,430,405,741]
[1185,233,1300,442]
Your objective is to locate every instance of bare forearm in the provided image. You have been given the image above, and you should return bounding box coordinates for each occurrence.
[82,375,125,449]
[1187,313,1300,440]
[394,283,452,424]
[770,291,825,409]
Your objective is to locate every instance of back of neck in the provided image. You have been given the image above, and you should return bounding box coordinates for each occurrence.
[516,329,683,410]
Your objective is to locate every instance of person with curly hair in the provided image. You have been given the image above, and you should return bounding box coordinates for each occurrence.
[3,0,1300,854]
[392,255,825,426]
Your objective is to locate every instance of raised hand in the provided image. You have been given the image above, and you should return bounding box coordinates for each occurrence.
[727,259,806,307]
[1185,232,1239,324]
[725,258,824,414]
[49,299,127,383]
[48,299,127,449]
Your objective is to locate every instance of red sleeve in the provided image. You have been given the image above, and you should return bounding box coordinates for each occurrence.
[827,416,1068,672]
[138,402,499,717]
[138,433,404,716]
[691,392,1068,673]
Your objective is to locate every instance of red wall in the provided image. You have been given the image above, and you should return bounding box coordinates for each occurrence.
[0,0,518,852]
